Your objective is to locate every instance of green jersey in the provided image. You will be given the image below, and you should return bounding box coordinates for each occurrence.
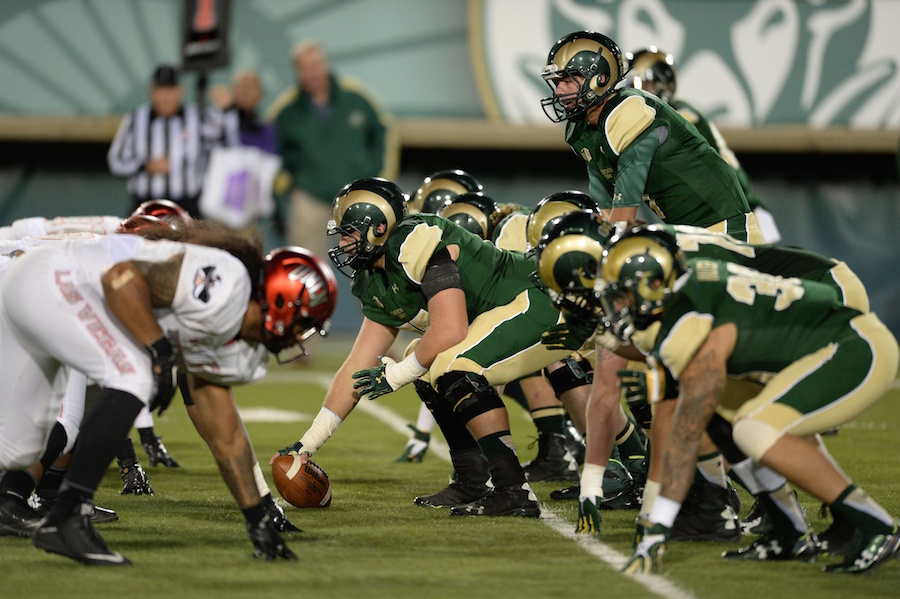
[673,99,768,212]
[566,89,750,232]
[632,258,861,380]
[351,214,539,332]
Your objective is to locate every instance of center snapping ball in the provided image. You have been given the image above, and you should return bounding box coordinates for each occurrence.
[272,455,332,508]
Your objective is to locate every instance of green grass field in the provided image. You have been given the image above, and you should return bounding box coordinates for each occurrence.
[2,336,899,599]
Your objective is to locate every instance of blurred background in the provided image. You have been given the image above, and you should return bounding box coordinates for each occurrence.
[0,0,897,336]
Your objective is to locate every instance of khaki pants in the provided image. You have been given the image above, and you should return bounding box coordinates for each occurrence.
[287,188,334,262]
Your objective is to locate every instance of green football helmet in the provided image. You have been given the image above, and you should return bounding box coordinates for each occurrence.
[541,31,624,123]
[534,209,613,319]
[327,177,408,278]
[624,47,677,104]
[526,190,600,253]
[597,226,689,341]
[410,169,483,214]
[439,192,501,240]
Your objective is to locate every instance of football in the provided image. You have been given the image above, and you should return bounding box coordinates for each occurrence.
[271,455,332,508]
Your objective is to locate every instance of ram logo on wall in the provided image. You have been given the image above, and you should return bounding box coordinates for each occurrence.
[473,0,900,127]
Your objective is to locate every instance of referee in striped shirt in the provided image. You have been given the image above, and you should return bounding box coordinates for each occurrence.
[108,64,238,217]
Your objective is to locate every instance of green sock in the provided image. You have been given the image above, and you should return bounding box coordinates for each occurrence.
[829,485,895,535]
[531,408,565,435]
[616,420,646,459]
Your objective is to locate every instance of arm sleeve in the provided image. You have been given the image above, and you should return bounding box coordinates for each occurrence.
[588,168,613,210]
[612,129,663,209]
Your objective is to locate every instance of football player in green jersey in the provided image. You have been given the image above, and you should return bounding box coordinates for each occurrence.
[540,32,761,242]
[598,227,900,575]
[275,177,576,517]
[624,47,781,243]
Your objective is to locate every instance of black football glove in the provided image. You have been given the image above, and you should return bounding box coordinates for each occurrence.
[541,316,596,352]
[246,515,297,561]
[146,336,177,415]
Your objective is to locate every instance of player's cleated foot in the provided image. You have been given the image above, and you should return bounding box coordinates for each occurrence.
[395,424,430,463]
[740,499,771,536]
[414,479,491,508]
[818,512,856,557]
[723,532,821,562]
[671,481,742,542]
[449,483,540,518]
[142,436,180,468]
[118,459,154,495]
[0,495,44,538]
[264,493,302,533]
[822,526,900,574]
[550,483,579,501]
[522,432,579,483]
[576,496,602,536]
[32,502,131,566]
[29,492,117,524]
[563,419,586,466]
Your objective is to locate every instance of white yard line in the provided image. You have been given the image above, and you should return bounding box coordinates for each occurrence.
[257,369,697,599]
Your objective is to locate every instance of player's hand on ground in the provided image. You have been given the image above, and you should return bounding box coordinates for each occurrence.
[622,519,669,575]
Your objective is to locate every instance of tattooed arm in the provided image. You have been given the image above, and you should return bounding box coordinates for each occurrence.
[186,373,262,509]
[658,323,737,504]
[101,255,184,345]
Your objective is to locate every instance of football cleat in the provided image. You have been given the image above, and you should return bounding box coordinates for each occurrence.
[739,499,772,537]
[32,502,131,566]
[415,447,491,508]
[670,482,742,542]
[413,479,491,508]
[822,525,900,574]
[522,432,579,483]
[118,459,154,495]
[563,419,586,466]
[550,483,580,501]
[449,483,541,518]
[264,493,302,533]
[396,424,430,463]
[818,513,856,557]
[576,496,602,536]
[29,492,118,524]
[141,436,180,468]
[723,532,821,562]
[0,495,44,538]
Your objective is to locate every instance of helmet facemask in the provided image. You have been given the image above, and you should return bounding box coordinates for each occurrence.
[541,32,623,123]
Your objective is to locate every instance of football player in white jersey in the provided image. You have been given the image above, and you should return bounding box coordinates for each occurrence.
[0,229,335,565]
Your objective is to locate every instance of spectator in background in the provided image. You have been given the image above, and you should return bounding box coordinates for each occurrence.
[205,69,281,248]
[266,41,398,261]
[108,63,237,218]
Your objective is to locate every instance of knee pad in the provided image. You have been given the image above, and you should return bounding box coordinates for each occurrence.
[413,380,441,412]
[731,417,781,462]
[705,413,747,464]
[436,372,504,424]
[545,357,593,397]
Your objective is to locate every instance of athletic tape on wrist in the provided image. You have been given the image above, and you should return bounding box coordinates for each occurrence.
[384,353,428,390]
[298,407,343,455]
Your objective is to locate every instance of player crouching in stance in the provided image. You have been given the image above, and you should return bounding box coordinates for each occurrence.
[0,230,333,565]
[600,227,900,575]
[273,177,576,517]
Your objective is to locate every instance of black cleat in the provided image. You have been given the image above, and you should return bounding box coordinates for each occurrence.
[0,496,44,538]
[264,494,301,533]
[32,503,130,566]
[118,459,154,495]
[142,436,180,468]
[671,482,742,542]
[414,480,491,508]
[550,483,580,501]
[522,432,579,483]
[818,512,856,557]
[415,447,491,508]
[822,526,900,574]
[30,493,117,524]
[723,532,821,562]
[563,420,586,466]
[449,483,541,518]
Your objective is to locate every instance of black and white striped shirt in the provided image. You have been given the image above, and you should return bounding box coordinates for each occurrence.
[107,104,239,214]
